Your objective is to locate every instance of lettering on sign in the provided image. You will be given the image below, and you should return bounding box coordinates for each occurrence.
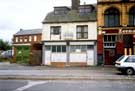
[122,30,135,34]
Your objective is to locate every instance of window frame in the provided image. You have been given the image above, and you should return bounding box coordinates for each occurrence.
[50,26,61,35]
[125,56,135,63]
[76,25,88,39]
[29,36,32,42]
[129,7,135,26]
[15,37,18,43]
[34,35,37,42]
[51,45,66,53]
[104,8,120,27]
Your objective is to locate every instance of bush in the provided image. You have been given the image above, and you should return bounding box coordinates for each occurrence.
[0,39,12,51]
[16,46,30,65]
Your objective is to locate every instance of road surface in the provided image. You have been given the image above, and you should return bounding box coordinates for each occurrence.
[0,80,135,91]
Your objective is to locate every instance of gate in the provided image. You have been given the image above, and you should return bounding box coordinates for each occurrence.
[30,43,42,65]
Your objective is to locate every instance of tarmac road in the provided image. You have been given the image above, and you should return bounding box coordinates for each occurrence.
[0,80,135,91]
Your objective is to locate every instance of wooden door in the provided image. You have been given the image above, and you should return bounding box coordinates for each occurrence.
[104,49,115,65]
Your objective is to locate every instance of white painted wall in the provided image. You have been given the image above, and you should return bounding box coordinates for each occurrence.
[87,50,94,65]
[42,22,97,41]
[42,21,97,66]
[43,44,96,66]
[51,53,67,62]
[51,35,60,40]
[70,53,87,62]
[44,51,51,65]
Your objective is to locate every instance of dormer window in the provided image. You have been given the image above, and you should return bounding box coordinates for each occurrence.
[54,7,70,15]
[79,5,94,15]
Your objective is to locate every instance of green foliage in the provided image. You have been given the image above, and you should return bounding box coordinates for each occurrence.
[0,39,12,51]
[16,46,30,65]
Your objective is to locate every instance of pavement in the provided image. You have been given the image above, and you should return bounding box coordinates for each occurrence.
[0,62,135,80]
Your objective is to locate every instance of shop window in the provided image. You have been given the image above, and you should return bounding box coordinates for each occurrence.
[45,46,51,51]
[57,46,61,52]
[104,35,116,48]
[52,46,57,52]
[70,45,88,52]
[87,45,93,49]
[62,46,66,52]
[51,45,66,53]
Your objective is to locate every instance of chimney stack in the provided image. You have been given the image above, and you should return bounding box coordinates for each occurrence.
[72,0,80,10]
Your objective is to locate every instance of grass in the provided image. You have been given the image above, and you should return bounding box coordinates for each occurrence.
[0,58,12,62]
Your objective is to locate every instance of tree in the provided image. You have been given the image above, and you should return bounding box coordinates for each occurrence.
[0,39,12,51]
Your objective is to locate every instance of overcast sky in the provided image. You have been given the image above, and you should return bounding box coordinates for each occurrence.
[0,0,97,42]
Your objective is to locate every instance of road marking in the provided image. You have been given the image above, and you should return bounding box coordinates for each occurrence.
[14,80,48,91]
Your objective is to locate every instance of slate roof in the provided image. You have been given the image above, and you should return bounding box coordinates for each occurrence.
[43,4,97,23]
[14,29,42,36]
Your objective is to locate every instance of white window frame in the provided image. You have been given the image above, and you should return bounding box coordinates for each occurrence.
[34,35,37,42]
[50,26,61,35]
[76,25,88,39]
[19,37,23,42]
[29,36,32,42]
[15,37,18,42]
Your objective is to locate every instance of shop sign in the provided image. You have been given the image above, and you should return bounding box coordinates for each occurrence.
[122,29,135,34]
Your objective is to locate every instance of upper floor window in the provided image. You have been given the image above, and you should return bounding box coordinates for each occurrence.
[19,37,23,42]
[104,8,120,27]
[29,36,32,42]
[24,39,27,42]
[76,25,88,39]
[34,35,37,41]
[15,37,18,42]
[51,26,61,35]
[129,7,135,26]
[24,36,28,42]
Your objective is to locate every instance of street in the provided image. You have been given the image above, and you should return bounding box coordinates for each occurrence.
[0,80,135,91]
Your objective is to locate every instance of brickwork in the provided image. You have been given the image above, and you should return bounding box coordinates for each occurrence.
[97,0,135,65]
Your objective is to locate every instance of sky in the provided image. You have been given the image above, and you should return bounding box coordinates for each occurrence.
[0,0,97,42]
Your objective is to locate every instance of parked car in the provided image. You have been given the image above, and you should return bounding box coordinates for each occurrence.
[115,55,135,75]
[0,50,13,59]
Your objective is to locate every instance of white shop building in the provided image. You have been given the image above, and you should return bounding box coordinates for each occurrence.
[42,3,97,67]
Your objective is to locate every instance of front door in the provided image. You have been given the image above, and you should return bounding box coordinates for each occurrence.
[104,49,115,65]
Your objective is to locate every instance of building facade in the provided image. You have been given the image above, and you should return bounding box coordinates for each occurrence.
[42,0,97,67]
[12,29,42,65]
[97,0,135,65]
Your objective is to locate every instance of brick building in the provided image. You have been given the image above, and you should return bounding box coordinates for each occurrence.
[12,29,42,65]
[97,0,135,65]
